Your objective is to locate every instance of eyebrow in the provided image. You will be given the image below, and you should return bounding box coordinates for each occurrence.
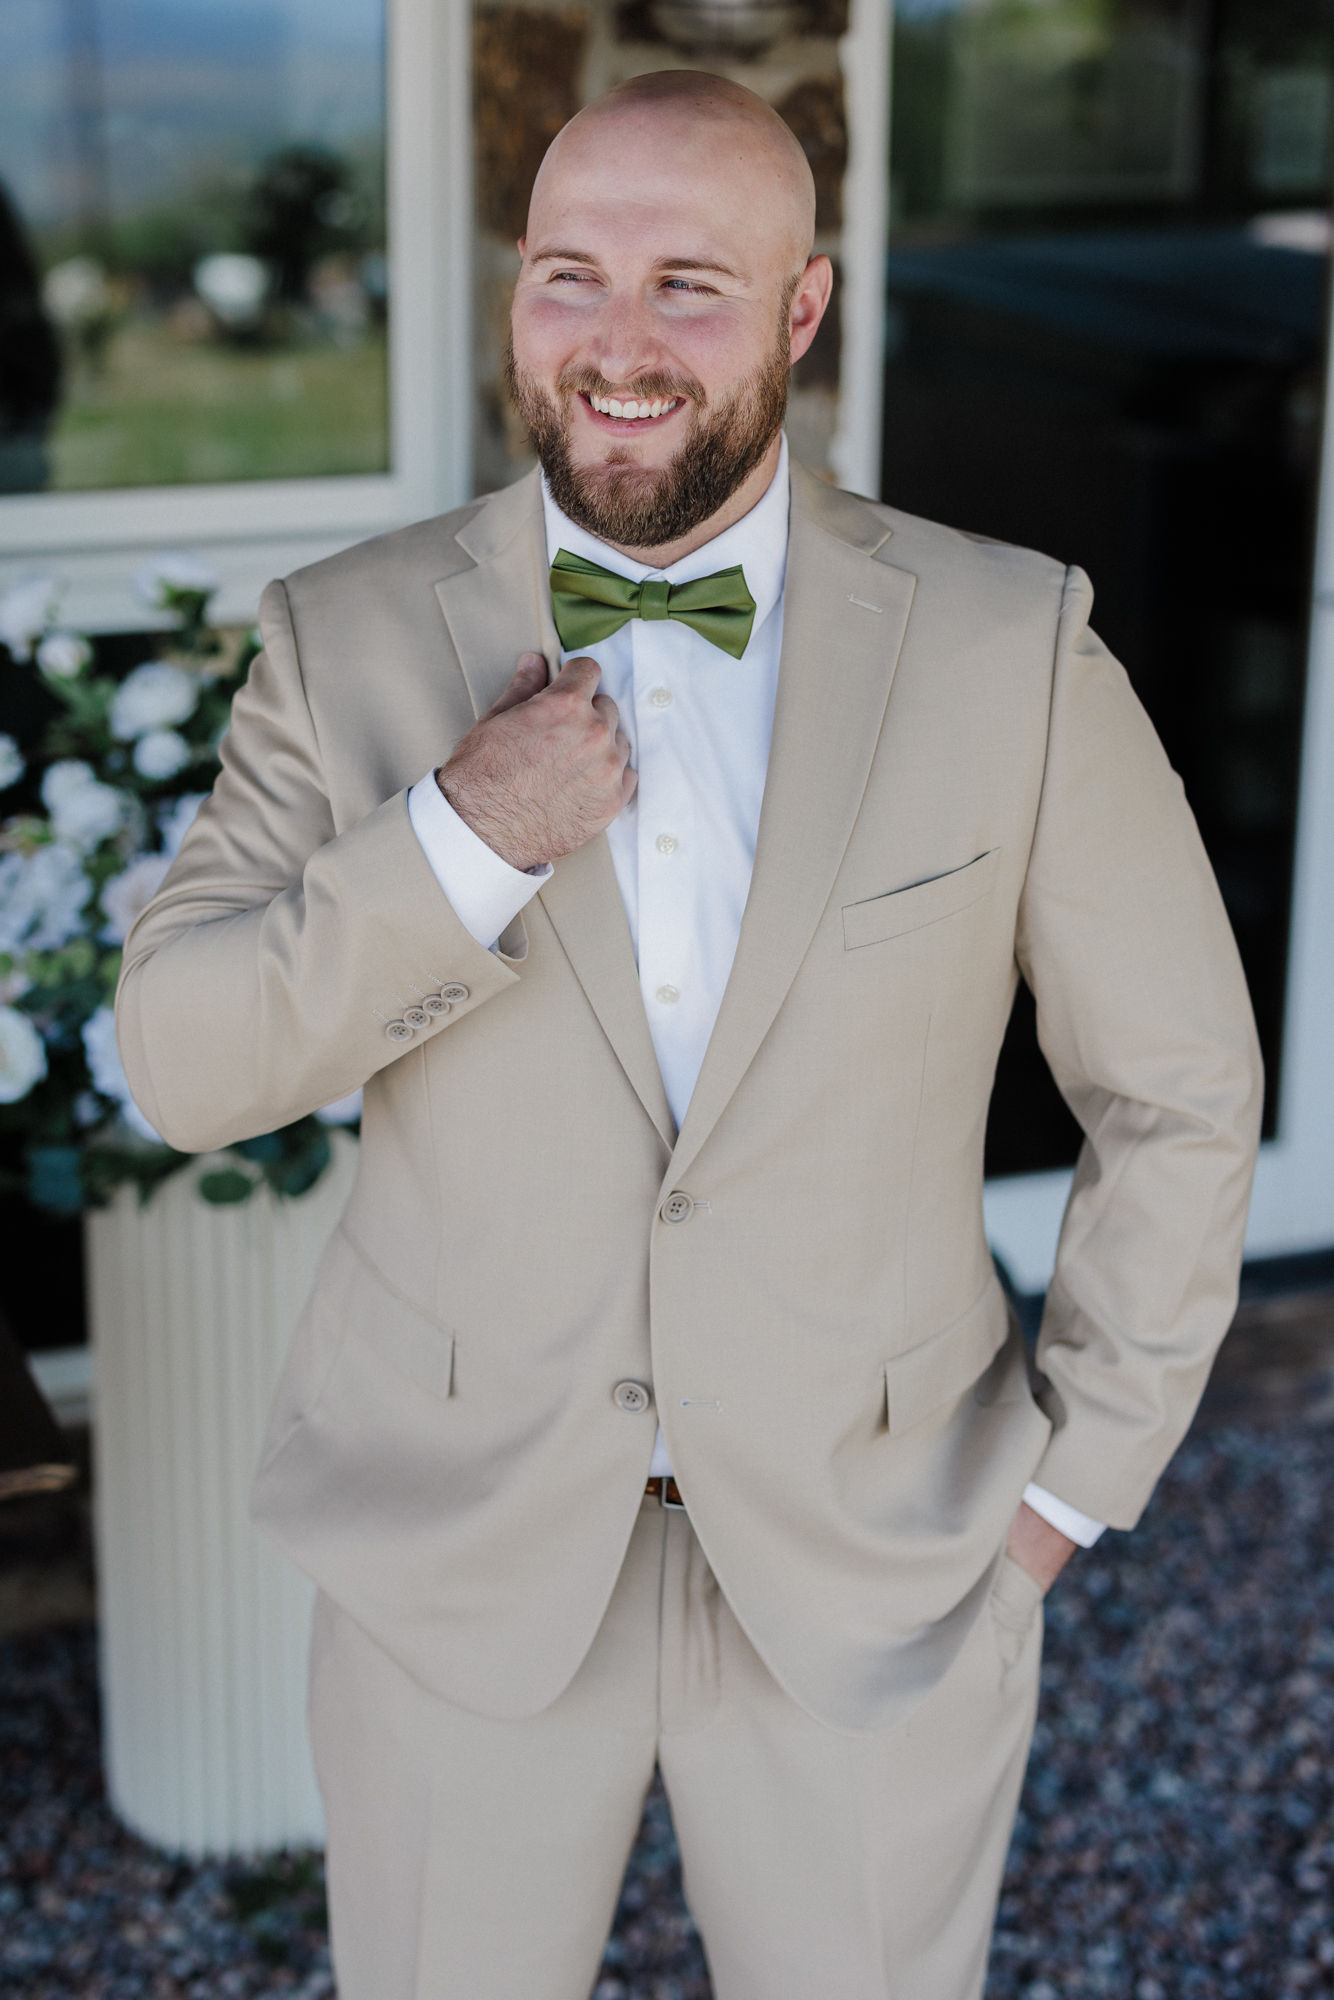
[529,247,746,281]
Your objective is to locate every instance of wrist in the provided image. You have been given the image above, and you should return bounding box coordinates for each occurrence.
[435,766,545,873]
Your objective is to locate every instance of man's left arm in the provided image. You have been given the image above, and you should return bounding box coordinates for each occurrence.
[1011,565,1264,1548]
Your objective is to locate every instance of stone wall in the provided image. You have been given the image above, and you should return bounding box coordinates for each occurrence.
[471,0,851,496]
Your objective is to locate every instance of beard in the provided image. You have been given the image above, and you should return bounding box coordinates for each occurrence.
[504,325,791,552]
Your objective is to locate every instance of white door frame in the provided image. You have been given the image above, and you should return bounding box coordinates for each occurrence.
[0,0,473,634]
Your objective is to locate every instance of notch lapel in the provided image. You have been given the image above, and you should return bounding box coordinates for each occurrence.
[667,469,917,1185]
[433,474,675,1153]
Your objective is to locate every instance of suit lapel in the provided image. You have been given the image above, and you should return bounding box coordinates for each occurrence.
[433,473,675,1153]
[668,466,917,1185]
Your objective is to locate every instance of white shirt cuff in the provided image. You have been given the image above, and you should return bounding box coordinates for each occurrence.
[407,771,551,950]
[1022,1482,1106,1548]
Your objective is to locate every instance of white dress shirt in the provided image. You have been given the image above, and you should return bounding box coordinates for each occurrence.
[406,435,1104,1545]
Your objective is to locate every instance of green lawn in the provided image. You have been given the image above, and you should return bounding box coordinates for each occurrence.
[49,321,390,489]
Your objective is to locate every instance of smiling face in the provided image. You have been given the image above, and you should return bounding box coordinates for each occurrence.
[507,73,831,562]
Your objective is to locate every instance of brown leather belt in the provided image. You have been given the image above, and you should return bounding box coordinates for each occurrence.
[644,1475,686,1511]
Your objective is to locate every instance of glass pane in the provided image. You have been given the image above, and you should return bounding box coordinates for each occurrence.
[884,0,1333,1176]
[0,0,387,492]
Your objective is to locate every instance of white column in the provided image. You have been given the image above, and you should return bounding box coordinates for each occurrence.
[86,1137,358,1858]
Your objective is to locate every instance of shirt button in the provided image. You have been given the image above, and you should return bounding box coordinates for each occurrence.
[660,1190,695,1224]
[649,686,673,709]
[613,1380,652,1414]
[655,833,678,856]
[655,984,679,1006]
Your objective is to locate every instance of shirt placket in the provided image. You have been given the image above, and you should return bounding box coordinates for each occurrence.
[632,614,705,1127]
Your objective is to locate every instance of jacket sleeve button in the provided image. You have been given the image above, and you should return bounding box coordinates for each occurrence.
[403,1006,431,1029]
[439,983,470,1003]
[422,994,452,1015]
[385,1020,414,1043]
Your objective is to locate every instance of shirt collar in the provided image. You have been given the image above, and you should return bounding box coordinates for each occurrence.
[541,431,790,640]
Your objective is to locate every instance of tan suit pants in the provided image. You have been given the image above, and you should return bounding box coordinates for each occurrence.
[307,1493,1043,2000]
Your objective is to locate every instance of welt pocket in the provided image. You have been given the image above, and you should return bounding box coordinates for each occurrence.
[843,847,1000,951]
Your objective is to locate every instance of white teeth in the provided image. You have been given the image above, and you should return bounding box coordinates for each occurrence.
[590,394,679,420]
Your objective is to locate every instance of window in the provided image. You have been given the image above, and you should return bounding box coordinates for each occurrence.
[0,0,470,631]
[2,0,388,494]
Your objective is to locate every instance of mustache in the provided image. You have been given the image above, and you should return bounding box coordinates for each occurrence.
[556,365,705,407]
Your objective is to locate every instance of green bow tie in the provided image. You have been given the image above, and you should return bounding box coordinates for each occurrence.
[549,549,757,660]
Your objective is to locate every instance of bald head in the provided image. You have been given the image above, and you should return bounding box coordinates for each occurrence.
[509,67,833,560]
[528,70,816,277]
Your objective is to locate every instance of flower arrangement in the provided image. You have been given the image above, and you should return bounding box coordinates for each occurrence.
[0,560,358,1215]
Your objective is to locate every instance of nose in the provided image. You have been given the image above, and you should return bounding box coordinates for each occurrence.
[588,291,664,390]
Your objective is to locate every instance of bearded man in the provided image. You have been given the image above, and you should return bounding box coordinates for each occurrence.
[116,70,1262,2000]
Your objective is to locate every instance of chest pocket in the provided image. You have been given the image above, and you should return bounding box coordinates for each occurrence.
[843,848,1000,951]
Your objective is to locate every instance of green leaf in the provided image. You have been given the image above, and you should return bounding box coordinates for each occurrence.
[236,1132,283,1164]
[268,1129,332,1199]
[197,1168,256,1205]
[26,1145,85,1216]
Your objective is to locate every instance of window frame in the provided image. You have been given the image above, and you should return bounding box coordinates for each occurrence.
[0,0,472,632]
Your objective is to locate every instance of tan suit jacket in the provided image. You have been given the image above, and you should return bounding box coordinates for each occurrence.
[116,461,1263,1732]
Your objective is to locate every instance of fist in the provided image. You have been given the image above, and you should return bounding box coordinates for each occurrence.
[435,652,637,871]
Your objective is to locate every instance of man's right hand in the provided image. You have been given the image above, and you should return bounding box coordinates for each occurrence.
[435,653,637,871]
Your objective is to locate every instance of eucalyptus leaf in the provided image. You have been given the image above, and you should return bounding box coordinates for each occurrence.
[197,1168,256,1205]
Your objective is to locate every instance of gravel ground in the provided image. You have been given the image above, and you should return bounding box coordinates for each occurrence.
[2,1404,1332,1999]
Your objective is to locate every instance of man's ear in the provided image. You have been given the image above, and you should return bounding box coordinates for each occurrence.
[516,235,526,257]
[787,255,834,368]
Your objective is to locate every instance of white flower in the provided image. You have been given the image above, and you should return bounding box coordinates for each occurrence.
[82,1006,162,1142]
[0,842,92,955]
[42,256,109,326]
[100,852,171,944]
[40,759,127,849]
[133,728,191,780]
[133,552,220,610]
[36,630,93,680]
[109,661,199,740]
[0,1005,47,1104]
[315,1087,362,1126]
[0,732,24,788]
[0,575,60,661]
[158,792,207,857]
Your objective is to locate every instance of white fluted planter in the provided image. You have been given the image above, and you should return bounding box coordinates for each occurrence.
[85,1135,358,1858]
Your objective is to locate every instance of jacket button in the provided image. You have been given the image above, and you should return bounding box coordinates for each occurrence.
[403,1006,431,1029]
[384,1020,414,1043]
[439,982,470,1003]
[422,993,451,1015]
[613,1380,652,1414]
[660,1190,694,1224]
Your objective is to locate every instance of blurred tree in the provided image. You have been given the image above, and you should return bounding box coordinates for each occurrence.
[243,146,359,304]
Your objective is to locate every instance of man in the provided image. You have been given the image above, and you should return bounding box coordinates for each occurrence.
[116,71,1262,2000]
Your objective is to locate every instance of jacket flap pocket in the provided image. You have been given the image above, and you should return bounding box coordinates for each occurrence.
[338,1227,456,1401]
[843,848,1000,950]
[884,1280,1009,1437]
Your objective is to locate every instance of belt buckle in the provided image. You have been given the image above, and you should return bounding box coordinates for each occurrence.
[659,1475,686,1512]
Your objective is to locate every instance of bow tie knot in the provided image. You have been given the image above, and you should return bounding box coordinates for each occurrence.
[549,550,757,659]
